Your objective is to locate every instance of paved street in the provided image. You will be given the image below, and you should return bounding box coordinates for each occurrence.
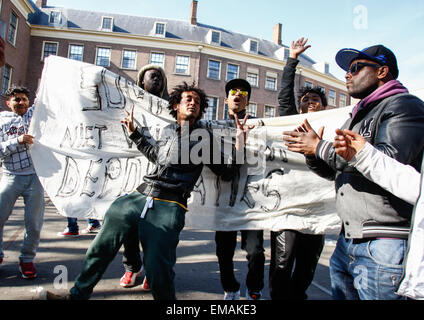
[0,191,336,301]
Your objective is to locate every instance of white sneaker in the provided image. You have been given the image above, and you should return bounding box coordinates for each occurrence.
[223,290,240,300]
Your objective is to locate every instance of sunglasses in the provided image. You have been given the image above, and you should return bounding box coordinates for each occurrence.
[11,97,29,103]
[229,89,248,97]
[347,62,381,75]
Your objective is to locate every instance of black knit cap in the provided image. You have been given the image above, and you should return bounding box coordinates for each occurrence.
[335,44,399,79]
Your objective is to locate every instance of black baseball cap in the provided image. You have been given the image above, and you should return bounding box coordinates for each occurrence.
[335,44,399,79]
[225,78,251,101]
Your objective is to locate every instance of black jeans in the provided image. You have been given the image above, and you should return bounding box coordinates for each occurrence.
[215,230,265,293]
[121,232,143,273]
[269,230,324,300]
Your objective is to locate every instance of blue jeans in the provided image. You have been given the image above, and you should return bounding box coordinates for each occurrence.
[67,218,100,232]
[330,234,406,300]
[0,173,45,262]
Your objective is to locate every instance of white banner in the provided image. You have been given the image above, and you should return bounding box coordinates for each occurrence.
[29,56,351,234]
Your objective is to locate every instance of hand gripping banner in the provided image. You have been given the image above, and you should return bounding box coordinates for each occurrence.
[29,56,351,234]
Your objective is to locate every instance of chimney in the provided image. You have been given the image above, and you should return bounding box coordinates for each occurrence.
[36,0,47,8]
[273,23,282,46]
[190,0,198,25]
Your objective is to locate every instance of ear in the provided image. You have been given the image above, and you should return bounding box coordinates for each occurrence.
[224,97,229,104]
[173,103,179,111]
[377,66,390,80]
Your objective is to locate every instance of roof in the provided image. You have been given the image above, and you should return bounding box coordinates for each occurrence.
[28,6,318,69]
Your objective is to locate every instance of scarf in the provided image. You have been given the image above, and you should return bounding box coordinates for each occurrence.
[351,80,409,118]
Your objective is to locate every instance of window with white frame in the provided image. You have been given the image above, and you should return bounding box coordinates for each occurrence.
[226,64,239,81]
[211,31,221,44]
[42,42,58,60]
[175,55,190,74]
[7,11,18,45]
[204,97,218,120]
[250,40,258,53]
[150,52,164,67]
[101,17,113,31]
[207,60,221,80]
[328,89,336,106]
[49,11,61,24]
[247,72,259,87]
[122,49,137,69]
[68,44,84,61]
[155,22,166,36]
[304,81,313,88]
[1,64,12,95]
[264,105,276,118]
[247,103,257,117]
[96,47,111,67]
[265,76,277,90]
[223,103,229,119]
[339,93,347,107]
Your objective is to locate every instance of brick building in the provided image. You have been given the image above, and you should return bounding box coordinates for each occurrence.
[1,0,350,117]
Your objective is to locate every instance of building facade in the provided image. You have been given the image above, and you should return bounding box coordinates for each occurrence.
[0,0,34,103]
[1,0,350,117]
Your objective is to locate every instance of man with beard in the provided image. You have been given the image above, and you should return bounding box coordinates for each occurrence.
[282,45,424,300]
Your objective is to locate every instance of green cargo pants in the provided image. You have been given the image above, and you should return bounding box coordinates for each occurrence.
[69,191,186,300]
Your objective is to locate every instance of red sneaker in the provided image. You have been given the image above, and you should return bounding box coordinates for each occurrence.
[119,271,141,288]
[141,276,150,291]
[81,225,101,234]
[19,261,37,279]
[57,228,79,237]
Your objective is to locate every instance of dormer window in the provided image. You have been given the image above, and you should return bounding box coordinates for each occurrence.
[49,11,61,25]
[101,16,113,31]
[242,38,259,54]
[154,22,166,37]
[206,30,221,45]
[249,39,258,54]
[211,31,221,44]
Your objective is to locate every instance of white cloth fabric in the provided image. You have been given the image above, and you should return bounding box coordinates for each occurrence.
[350,142,424,300]
[29,56,351,234]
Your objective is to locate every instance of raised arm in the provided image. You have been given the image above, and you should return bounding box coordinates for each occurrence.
[278,38,311,116]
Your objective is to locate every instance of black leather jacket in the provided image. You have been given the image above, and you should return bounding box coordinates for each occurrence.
[129,121,239,206]
[277,57,300,116]
[306,93,424,239]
